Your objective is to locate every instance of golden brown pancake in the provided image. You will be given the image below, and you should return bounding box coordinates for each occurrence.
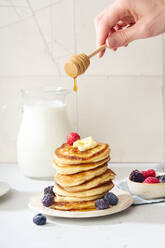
[50,200,96,211]
[54,193,106,202]
[54,143,110,164]
[55,165,108,187]
[53,180,114,197]
[53,156,110,175]
[63,169,115,192]
[51,141,114,211]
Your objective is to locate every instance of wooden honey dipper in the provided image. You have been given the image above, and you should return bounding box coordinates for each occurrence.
[64,44,106,78]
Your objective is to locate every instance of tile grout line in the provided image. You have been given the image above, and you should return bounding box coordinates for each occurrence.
[162,34,165,160]
[0,5,28,8]
[9,0,22,19]
[72,0,79,132]
[73,0,77,53]
[26,0,61,76]
[0,75,162,78]
[49,0,54,56]
[0,1,65,30]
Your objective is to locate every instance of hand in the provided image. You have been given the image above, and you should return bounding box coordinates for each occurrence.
[95,0,165,57]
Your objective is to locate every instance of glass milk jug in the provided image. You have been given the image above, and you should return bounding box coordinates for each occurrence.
[17,88,72,179]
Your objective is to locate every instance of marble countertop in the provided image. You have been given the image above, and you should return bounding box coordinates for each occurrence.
[0,163,165,248]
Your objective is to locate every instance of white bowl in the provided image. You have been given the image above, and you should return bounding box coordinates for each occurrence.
[127,172,165,199]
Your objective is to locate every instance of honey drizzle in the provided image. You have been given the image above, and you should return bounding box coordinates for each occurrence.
[73,77,78,92]
[71,208,96,212]
[73,77,79,132]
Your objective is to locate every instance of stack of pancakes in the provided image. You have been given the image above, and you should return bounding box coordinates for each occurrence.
[51,142,115,211]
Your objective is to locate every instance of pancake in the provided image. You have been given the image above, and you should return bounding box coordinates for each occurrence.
[54,193,105,202]
[55,165,108,187]
[63,169,115,192]
[51,140,114,211]
[50,199,96,211]
[53,156,110,175]
[54,193,105,203]
[54,143,110,164]
[53,180,114,197]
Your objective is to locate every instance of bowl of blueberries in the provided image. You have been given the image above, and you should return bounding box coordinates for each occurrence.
[127,169,165,199]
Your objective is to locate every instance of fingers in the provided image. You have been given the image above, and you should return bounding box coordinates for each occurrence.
[95,2,126,57]
[97,21,129,57]
[116,21,127,29]
[98,27,116,58]
[120,15,135,25]
[96,21,112,57]
[106,23,140,48]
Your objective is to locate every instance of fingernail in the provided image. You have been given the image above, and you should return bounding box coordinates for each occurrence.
[106,39,110,48]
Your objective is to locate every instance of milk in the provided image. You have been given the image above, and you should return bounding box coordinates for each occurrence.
[17,100,72,178]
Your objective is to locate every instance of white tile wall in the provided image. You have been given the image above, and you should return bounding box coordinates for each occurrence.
[78,75,164,162]
[76,1,163,76]
[0,0,164,163]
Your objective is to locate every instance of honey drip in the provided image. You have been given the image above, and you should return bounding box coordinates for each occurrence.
[73,77,79,132]
[73,77,78,92]
[71,208,96,212]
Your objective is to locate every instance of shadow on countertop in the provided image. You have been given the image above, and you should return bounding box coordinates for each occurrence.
[1,189,165,227]
[47,202,165,226]
[0,189,34,211]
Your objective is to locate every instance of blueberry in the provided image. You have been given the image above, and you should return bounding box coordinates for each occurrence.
[33,213,46,225]
[157,175,165,183]
[95,198,110,210]
[44,186,55,195]
[104,192,118,206]
[42,193,54,207]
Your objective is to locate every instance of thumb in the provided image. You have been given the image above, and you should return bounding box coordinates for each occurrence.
[106,24,140,48]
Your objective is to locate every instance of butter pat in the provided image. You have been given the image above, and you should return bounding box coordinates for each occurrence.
[73,136,97,151]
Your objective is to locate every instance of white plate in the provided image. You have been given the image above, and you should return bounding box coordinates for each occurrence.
[28,188,133,218]
[0,182,10,197]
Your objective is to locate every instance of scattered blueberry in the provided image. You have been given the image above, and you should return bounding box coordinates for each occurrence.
[95,198,110,210]
[104,192,118,206]
[157,175,165,183]
[129,169,144,183]
[44,186,55,195]
[42,193,54,207]
[33,213,46,225]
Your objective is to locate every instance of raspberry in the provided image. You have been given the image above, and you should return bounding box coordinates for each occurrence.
[142,169,155,179]
[67,132,80,145]
[129,170,144,183]
[141,170,148,179]
[143,177,159,184]
[148,169,156,177]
